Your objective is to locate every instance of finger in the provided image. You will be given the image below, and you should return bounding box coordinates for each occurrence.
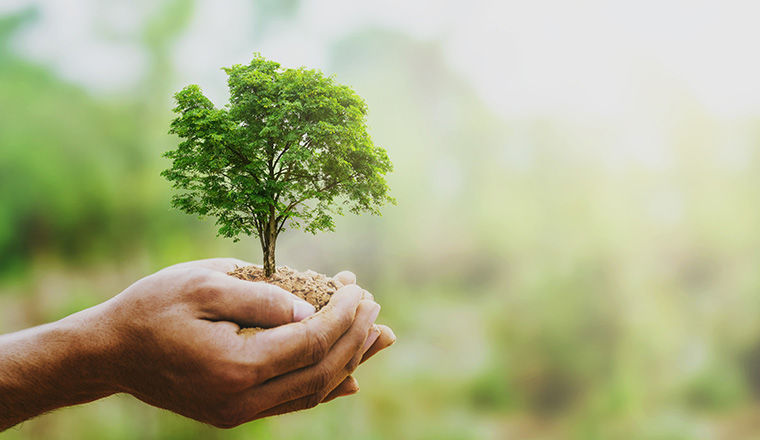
[167,258,254,273]
[253,394,316,420]
[361,289,374,301]
[199,272,315,327]
[251,299,379,414]
[322,376,360,403]
[243,285,365,382]
[333,271,356,286]
[360,324,396,364]
[362,325,381,353]
[203,258,257,273]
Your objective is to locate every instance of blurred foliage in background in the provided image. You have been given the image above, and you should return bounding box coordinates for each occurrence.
[4,1,760,439]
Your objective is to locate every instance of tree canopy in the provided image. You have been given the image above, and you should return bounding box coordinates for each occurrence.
[162,54,394,275]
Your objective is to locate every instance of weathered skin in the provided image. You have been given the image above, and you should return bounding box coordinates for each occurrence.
[0,258,395,430]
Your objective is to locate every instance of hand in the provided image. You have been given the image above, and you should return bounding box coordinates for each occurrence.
[97,258,386,427]
[0,258,392,430]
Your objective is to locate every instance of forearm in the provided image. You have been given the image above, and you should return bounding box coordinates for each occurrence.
[0,307,118,430]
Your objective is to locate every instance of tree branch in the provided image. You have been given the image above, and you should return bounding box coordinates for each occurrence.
[223,143,249,165]
[222,143,262,185]
[274,137,312,180]
[272,174,356,227]
[272,143,291,174]
[276,215,288,237]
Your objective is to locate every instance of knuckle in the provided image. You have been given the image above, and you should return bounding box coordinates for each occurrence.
[184,268,213,284]
[260,286,290,321]
[307,364,333,395]
[191,273,225,302]
[335,307,355,330]
[302,393,322,411]
[303,396,321,410]
[306,326,331,364]
[345,352,362,375]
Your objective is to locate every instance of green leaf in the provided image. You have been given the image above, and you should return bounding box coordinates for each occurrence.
[162,53,394,269]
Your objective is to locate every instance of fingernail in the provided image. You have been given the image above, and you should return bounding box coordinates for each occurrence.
[361,289,374,301]
[293,299,316,321]
[363,325,381,353]
[385,326,398,345]
[369,303,381,324]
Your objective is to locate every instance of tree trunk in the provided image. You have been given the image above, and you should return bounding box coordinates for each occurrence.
[262,236,276,277]
[262,207,278,277]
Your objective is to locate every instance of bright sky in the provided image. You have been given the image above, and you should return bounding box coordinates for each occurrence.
[5,0,760,121]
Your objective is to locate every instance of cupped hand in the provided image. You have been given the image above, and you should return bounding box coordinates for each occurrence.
[87,258,386,428]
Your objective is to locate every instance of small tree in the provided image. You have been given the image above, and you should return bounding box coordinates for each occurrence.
[162,54,394,276]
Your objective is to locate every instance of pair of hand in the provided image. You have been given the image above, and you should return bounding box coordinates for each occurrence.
[0,258,395,430]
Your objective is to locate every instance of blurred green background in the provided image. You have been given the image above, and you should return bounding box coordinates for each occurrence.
[4,1,760,439]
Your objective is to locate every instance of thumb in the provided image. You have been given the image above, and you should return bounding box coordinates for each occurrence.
[333,270,357,286]
[202,274,316,328]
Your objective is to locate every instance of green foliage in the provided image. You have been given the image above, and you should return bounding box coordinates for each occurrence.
[0,10,159,272]
[162,54,394,270]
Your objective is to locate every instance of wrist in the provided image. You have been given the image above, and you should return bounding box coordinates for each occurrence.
[55,303,125,396]
[0,305,120,430]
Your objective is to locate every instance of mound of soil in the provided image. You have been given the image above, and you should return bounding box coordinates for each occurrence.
[227,265,343,335]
